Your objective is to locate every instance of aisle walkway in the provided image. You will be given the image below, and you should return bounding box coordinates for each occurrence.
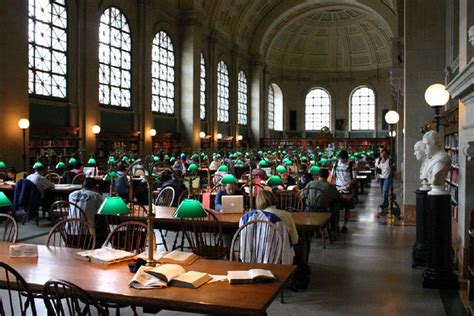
[9,179,464,315]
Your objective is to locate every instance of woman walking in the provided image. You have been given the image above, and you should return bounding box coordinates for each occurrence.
[375,149,392,215]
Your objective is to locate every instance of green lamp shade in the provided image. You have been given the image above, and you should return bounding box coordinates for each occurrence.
[332,156,338,162]
[234,160,244,166]
[221,174,237,185]
[349,155,355,161]
[87,157,97,165]
[108,156,117,164]
[203,155,209,160]
[164,155,170,161]
[170,157,176,163]
[121,156,130,162]
[55,162,66,169]
[0,192,12,208]
[276,165,287,173]
[32,162,43,169]
[300,156,307,162]
[309,166,321,175]
[97,196,130,215]
[152,155,160,162]
[187,163,198,172]
[0,161,6,168]
[284,160,293,166]
[217,165,228,172]
[104,171,118,181]
[191,154,199,160]
[266,175,283,186]
[258,160,268,167]
[68,157,77,165]
[174,199,207,218]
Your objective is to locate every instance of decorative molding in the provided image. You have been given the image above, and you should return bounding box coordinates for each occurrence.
[447,59,474,101]
[179,10,204,27]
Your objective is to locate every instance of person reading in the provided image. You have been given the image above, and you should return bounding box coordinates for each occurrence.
[214,178,243,212]
[68,178,104,228]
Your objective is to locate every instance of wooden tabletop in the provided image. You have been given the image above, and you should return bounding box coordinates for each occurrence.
[141,206,331,232]
[0,243,295,315]
[0,183,81,194]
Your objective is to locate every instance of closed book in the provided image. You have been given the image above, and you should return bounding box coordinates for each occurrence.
[170,271,212,289]
[76,248,135,265]
[158,250,199,265]
[227,269,276,284]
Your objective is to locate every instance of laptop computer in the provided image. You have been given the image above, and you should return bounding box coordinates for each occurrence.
[221,195,244,214]
[83,167,96,177]
[262,167,272,177]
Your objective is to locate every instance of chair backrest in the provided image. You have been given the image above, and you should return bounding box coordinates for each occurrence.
[274,190,304,212]
[0,213,18,242]
[45,218,96,250]
[230,219,283,264]
[72,173,86,185]
[45,172,61,184]
[43,279,107,316]
[62,171,76,184]
[102,221,155,255]
[154,186,175,206]
[301,187,328,211]
[50,201,87,223]
[0,262,37,316]
[180,209,226,259]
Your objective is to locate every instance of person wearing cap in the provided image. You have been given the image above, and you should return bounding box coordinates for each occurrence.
[68,178,104,228]
[26,164,54,198]
[214,177,243,212]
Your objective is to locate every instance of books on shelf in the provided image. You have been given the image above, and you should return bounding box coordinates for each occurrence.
[76,248,135,265]
[227,269,276,284]
[158,250,199,265]
[145,264,212,289]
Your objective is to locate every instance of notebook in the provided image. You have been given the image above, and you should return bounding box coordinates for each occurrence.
[221,195,244,214]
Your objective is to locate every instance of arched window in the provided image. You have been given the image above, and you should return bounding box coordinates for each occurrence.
[28,0,68,98]
[350,86,375,130]
[305,88,331,131]
[217,60,229,123]
[152,31,175,114]
[268,83,283,131]
[99,7,131,108]
[237,71,248,125]
[200,53,206,120]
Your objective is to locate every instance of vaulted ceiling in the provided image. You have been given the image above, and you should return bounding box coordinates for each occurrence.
[182,0,397,73]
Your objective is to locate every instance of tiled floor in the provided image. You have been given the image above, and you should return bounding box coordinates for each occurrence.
[8,180,456,315]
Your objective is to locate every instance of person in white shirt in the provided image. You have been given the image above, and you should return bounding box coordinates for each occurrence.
[331,150,357,191]
[375,149,393,214]
[209,156,221,171]
[27,165,54,198]
[68,178,104,228]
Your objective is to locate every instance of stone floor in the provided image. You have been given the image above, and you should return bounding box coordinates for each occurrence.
[8,179,467,315]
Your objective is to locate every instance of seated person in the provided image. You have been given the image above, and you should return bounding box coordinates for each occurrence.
[71,161,84,175]
[280,171,296,189]
[172,155,187,172]
[251,161,268,180]
[160,170,187,206]
[296,164,311,189]
[26,164,54,198]
[214,180,243,212]
[113,163,129,200]
[302,169,341,212]
[5,167,17,182]
[209,156,221,171]
[68,178,104,228]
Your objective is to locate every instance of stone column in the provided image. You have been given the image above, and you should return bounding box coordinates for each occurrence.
[403,0,446,220]
[207,32,218,149]
[180,11,202,150]
[0,0,29,170]
[249,55,265,147]
[230,46,239,147]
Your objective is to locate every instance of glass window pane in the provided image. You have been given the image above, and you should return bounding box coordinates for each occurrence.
[200,53,206,120]
[305,88,331,131]
[152,31,175,113]
[237,71,248,125]
[350,86,375,130]
[217,61,229,123]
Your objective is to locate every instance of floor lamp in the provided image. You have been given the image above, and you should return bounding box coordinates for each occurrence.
[18,118,30,172]
[384,110,400,223]
[424,84,450,132]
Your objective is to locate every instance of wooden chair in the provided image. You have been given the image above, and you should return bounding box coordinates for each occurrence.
[72,173,86,185]
[45,172,61,184]
[102,221,155,255]
[43,279,107,316]
[45,218,96,250]
[154,186,175,206]
[49,201,87,224]
[62,171,76,184]
[0,213,18,242]
[274,190,304,212]
[179,209,227,259]
[0,262,37,316]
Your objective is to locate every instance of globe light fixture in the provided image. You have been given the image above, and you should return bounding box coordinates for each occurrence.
[217,133,223,140]
[237,135,243,141]
[384,110,400,125]
[149,128,157,137]
[18,118,30,130]
[18,118,30,172]
[92,125,101,135]
[199,131,206,139]
[424,83,450,132]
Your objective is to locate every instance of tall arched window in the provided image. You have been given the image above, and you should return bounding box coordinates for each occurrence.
[200,53,206,120]
[28,0,68,98]
[237,71,248,125]
[99,7,131,108]
[350,85,375,130]
[268,83,283,131]
[152,31,175,114]
[305,88,331,131]
[217,60,229,123]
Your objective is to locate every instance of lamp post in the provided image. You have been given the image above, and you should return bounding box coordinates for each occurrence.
[424,84,450,132]
[384,110,400,223]
[18,118,30,172]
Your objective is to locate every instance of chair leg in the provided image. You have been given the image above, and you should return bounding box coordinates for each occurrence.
[280,289,285,304]
[158,229,168,251]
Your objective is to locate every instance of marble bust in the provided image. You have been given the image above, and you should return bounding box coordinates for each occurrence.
[422,131,451,188]
[414,140,429,189]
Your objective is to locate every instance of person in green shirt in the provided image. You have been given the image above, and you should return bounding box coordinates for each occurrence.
[301,169,341,212]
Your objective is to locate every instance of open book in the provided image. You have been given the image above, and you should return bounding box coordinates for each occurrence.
[129,266,167,289]
[145,264,212,289]
[158,250,199,265]
[227,269,276,284]
[76,248,135,265]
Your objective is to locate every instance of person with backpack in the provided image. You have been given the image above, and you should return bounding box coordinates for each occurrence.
[331,150,357,233]
[375,149,393,215]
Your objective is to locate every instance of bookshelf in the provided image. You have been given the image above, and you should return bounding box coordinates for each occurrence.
[29,127,80,171]
[260,137,389,152]
[152,133,180,154]
[96,131,140,166]
[443,105,459,214]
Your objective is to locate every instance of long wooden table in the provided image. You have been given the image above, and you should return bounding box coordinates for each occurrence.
[0,183,81,197]
[0,243,295,315]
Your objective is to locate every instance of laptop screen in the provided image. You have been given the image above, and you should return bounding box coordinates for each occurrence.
[83,167,96,177]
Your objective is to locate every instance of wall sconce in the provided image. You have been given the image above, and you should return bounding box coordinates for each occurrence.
[149,128,157,137]
[217,133,223,140]
[237,135,243,141]
[199,131,206,139]
[92,124,101,135]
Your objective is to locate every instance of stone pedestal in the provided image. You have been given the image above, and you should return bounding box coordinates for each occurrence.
[422,191,459,289]
[412,188,429,268]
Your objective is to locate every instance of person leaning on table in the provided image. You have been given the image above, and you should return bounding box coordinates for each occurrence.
[214,179,243,212]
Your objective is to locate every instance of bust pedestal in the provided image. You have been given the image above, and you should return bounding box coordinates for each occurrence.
[412,187,429,268]
[422,187,459,289]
